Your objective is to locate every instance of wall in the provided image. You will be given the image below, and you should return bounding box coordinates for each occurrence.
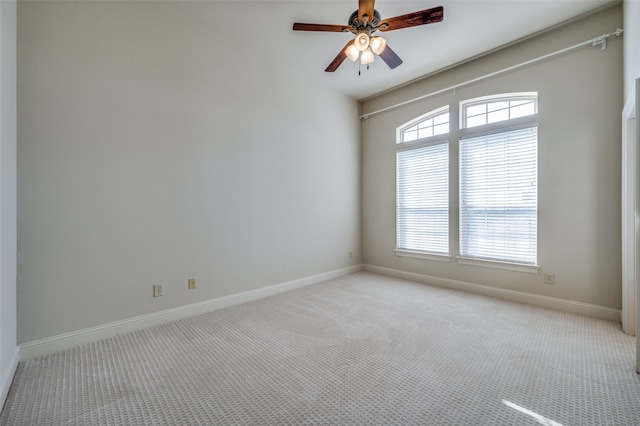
[17,1,360,344]
[361,6,623,311]
[620,0,640,336]
[0,0,18,407]
[624,0,640,103]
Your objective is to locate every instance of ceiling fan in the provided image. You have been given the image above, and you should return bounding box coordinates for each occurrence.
[293,0,444,73]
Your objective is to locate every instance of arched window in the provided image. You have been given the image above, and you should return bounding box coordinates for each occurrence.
[459,93,538,265]
[395,93,539,268]
[461,92,537,129]
[396,106,450,256]
[398,106,449,143]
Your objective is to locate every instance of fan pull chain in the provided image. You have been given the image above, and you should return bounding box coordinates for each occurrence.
[358,62,371,76]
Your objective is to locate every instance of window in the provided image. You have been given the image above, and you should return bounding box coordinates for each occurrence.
[396,93,538,268]
[397,142,449,254]
[459,126,538,264]
[397,107,449,255]
[461,93,537,129]
[400,107,449,143]
[459,93,538,265]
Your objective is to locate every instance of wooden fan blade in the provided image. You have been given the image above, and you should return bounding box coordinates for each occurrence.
[377,6,443,32]
[378,44,403,69]
[293,23,351,32]
[358,0,375,24]
[325,40,355,72]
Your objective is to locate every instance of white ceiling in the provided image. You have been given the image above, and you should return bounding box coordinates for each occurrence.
[164,0,617,100]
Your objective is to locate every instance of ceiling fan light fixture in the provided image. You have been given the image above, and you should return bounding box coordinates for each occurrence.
[360,48,375,65]
[355,32,370,52]
[370,36,387,55]
[346,44,360,62]
[292,3,444,73]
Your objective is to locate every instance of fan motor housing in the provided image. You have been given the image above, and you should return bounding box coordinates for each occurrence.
[348,9,381,33]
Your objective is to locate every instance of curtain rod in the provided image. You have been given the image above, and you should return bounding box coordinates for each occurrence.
[359,28,624,120]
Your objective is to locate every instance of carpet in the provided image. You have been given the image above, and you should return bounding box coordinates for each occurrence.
[2,272,639,425]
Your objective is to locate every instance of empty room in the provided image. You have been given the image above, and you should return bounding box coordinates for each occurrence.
[2,0,640,424]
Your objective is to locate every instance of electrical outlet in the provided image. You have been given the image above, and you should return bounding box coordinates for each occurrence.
[188,278,196,290]
[544,273,555,285]
[153,284,164,297]
[349,251,353,259]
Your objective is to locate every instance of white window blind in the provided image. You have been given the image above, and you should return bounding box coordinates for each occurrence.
[397,142,449,254]
[459,126,537,264]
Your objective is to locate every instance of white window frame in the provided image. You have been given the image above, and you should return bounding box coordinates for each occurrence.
[460,92,537,130]
[457,93,539,272]
[398,105,450,144]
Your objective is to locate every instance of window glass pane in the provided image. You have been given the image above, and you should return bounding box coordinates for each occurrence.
[487,101,509,112]
[466,104,486,117]
[418,119,433,129]
[433,113,448,125]
[434,123,449,136]
[418,127,434,139]
[487,109,510,124]
[467,115,486,128]
[403,130,417,142]
[510,101,535,118]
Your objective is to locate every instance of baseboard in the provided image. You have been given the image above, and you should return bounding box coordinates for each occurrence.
[1,346,19,411]
[20,265,363,360]
[364,264,621,322]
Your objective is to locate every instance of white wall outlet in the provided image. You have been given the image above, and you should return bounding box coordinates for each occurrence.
[544,273,555,285]
[349,251,353,259]
[153,284,164,297]
[188,278,196,290]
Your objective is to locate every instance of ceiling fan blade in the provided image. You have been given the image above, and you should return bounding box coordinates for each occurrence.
[378,44,403,69]
[358,0,375,24]
[293,23,351,32]
[325,40,355,72]
[377,6,444,32]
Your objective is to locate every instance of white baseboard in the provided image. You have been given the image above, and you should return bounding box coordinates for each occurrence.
[364,264,621,322]
[1,346,19,410]
[20,265,363,360]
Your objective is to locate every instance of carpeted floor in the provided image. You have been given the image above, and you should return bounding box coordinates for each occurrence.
[2,272,640,425]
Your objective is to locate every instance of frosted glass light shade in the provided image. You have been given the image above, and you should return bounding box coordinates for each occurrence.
[370,36,387,55]
[360,48,374,65]
[346,44,360,62]
[355,32,370,52]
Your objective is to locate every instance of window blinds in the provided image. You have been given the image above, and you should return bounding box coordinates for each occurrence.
[397,142,449,254]
[459,126,537,264]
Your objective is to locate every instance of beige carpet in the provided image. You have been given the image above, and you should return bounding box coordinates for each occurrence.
[2,272,640,425]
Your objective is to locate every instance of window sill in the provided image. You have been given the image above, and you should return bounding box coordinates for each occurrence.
[455,256,540,274]
[395,250,451,263]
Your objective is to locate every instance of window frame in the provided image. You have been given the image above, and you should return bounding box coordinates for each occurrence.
[394,93,540,273]
[460,92,538,130]
[457,92,540,272]
[395,106,451,261]
[397,105,450,144]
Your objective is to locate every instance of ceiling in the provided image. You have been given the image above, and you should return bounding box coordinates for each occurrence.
[164,0,618,100]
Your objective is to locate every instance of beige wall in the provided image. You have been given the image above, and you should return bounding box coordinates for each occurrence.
[624,0,640,102]
[0,0,17,406]
[17,1,361,343]
[361,6,623,309]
